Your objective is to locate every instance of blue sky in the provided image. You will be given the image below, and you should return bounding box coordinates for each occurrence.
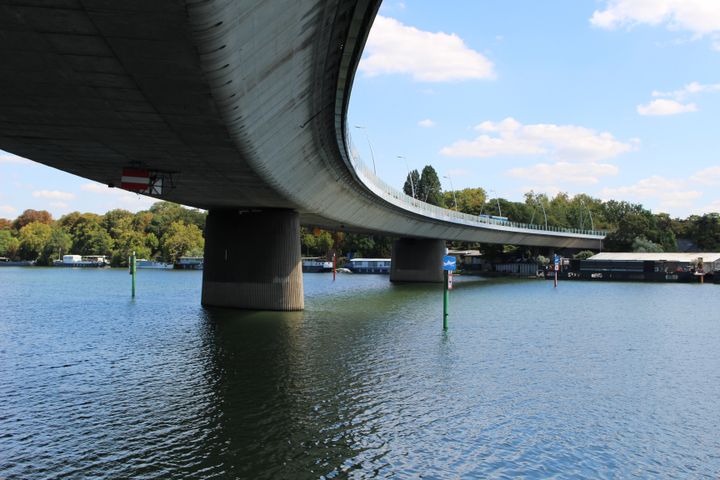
[2,0,720,220]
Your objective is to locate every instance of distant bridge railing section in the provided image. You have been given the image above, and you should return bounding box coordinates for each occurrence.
[346,132,606,238]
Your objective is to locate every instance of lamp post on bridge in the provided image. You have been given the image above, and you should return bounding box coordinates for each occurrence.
[481,189,502,218]
[398,155,416,199]
[537,196,548,230]
[443,175,458,211]
[354,125,376,175]
[529,194,548,229]
[579,198,595,231]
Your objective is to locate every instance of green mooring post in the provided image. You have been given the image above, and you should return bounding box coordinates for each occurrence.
[443,270,449,330]
[130,251,136,298]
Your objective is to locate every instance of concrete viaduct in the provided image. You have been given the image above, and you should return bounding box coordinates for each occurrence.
[0,0,605,310]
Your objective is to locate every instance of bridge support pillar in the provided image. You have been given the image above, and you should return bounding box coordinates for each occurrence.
[201,209,304,311]
[390,237,445,283]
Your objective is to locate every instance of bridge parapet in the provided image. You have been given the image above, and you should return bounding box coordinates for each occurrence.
[346,133,606,240]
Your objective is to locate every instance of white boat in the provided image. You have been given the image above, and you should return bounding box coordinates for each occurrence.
[302,257,333,273]
[53,254,109,268]
[136,259,174,269]
[346,258,391,274]
[175,256,203,270]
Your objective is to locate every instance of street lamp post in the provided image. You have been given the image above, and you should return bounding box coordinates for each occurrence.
[535,195,548,229]
[485,189,502,217]
[397,155,415,199]
[443,175,457,211]
[579,198,594,231]
[354,125,376,175]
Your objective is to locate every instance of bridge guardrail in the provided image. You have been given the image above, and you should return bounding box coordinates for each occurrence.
[346,131,606,238]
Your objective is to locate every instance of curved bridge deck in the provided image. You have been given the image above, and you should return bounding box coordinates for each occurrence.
[0,0,605,309]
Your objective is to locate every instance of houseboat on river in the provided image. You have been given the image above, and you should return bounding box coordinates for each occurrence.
[546,252,720,283]
[53,255,109,268]
[302,257,333,273]
[346,258,391,274]
[0,257,34,266]
[136,259,174,269]
[175,256,203,270]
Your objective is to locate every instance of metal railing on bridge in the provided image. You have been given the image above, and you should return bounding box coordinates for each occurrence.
[346,132,606,238]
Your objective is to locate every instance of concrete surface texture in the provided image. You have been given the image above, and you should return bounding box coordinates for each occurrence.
[0,0,602,248]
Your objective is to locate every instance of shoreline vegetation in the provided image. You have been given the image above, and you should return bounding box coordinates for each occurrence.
[1,188,719,267]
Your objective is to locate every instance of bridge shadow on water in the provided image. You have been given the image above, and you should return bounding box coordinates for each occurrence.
[193,274,487,479]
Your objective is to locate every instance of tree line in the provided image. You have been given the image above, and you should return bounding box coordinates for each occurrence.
[401,165,720,254]
[3,170,719,265]
[0,202,205,266]
[0,202,392,266]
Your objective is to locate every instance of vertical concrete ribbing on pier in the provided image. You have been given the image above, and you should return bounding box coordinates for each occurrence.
[390,237,445,283]
[202,209,304,310]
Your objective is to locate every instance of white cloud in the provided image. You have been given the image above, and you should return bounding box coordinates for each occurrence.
[601,175,703,211]
[81,182,157,211]
[508,162,619,185]
[440,117,635,162]
[638,81,720,116]
[80,183,112,194]
[591,1,720,36]
[418,118,436,128]
[690,166,720,185]
[0,205,17,215]
[515,185,564,199]
[637,99,697,115]
[698,199,720,214]
[0,151,32,164]
[359,16,496,82]
[652,81,720,100]
[32,190,76,200]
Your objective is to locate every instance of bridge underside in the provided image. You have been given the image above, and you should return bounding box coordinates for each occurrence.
[0,1,603,309]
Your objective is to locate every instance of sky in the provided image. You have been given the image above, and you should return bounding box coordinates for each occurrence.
[2,0,720,220]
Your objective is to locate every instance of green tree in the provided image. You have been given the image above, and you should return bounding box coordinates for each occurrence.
[64,214,113,256]
[102,209,134,237]
[601,200,647,226]
[148,202,206,241]
[603,212,653,251]
[111,231,152,266]
[632,235,664,253]
[573,250,596,260]
[687,213,720,251]
[315,231,334,255]
[403,170,420,199]
[0,230,20,259]
[343,233,376,258]
[301,229,318,256]
[42,226,72,264]
[161,221,204,263]
[417,165,443,206]
[445,188,486,215]
[18,222,52,261]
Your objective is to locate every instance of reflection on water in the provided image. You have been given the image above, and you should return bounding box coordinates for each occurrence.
[1,269,720,478]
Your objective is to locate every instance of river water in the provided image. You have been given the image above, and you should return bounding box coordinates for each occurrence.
[1,268,719,479]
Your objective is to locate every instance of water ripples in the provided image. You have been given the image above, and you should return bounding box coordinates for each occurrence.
[2,269,720,478]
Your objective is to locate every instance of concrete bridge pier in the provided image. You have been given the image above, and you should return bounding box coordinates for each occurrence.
[201,209,304,311]
[390,237,445,283]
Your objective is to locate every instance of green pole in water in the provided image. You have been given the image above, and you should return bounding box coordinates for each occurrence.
[131,251,136,298]
[443,269,449,330]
